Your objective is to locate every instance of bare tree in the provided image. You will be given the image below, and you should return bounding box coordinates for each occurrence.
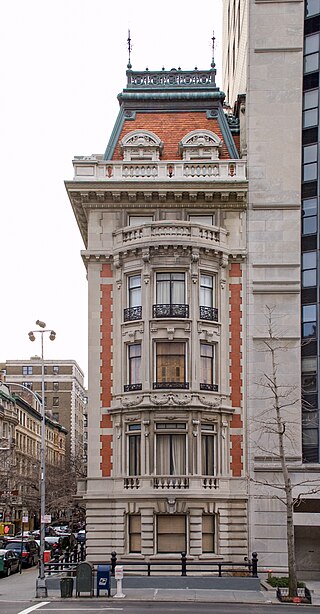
[251,307,320,598]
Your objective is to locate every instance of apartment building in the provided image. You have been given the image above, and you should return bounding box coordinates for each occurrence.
[4,358,86,464]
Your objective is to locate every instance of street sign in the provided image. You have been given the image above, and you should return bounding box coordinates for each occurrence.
[22,515,28,523]
[41,514,51,524]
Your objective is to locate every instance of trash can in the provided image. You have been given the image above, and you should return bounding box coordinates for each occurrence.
[97,564,110,597]
[60,577,74,598]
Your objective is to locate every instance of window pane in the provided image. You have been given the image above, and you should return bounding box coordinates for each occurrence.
[306,0,320,18]
[303,217,317,234]
[129,515,141,553]
[303,270,317,286]
[156,434,186,474]
[302,304,317,322]
[304,163,318,181]
[303,251,317,268]
[129,435,141,475]
[303,90,318,110]
[302,357,317,372]
[202,515,215,553]
[303,109,318,128]
[303,322,317,337]
[157,515,186,554]
[189,215,214,225]
[303,198,317,217]
[304,53,319,74]
[201,434,215,475]
[129,216,153,226]
[304,144,318,164]
[302,372,317,391]
[305,34,320,55]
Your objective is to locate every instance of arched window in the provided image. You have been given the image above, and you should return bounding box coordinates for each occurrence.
[120,130,163,161]
[179,130,222,161]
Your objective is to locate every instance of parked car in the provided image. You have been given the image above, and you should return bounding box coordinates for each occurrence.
[4,539,39,567]
[0,549,21,576]
[14,531,34,538]
[76,529,86,544]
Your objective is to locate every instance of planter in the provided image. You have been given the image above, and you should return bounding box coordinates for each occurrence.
[276,586,312,604]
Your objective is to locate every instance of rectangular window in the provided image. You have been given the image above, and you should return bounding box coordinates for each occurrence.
[53,382,59,391]
[157,515,186,553]
[52,412,59,422]
[302,304,317,338]
[202,514,215,553]
[129,515,141,553]
[53,397,59,407]
[303,144,318,181]
[154,272,188,318]
[189,215,215,226]
[128,215,153,226]
[201,424,216,476]
[155,342,187,389]
[53,366,59,374]
[128,424,141,476]
[302,357,317,392]
[22,382,33,390]
[156,423,186,475]
[124,274,142,321]
[302,251,317,287]
[304,34,320,74]
[199,274,218,321]
[125,344,142,392]
[200,344,217,391]
[302,197,317,235]
[22,366,32,375]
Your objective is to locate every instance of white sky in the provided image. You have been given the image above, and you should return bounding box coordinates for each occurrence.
[0,1,223,385]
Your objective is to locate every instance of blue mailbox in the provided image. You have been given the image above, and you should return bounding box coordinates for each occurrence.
[97,564,111,597]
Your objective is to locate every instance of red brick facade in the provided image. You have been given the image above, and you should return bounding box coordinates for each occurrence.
[100,263,113,477]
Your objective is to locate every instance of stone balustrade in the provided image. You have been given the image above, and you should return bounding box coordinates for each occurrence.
[113,221,228,251]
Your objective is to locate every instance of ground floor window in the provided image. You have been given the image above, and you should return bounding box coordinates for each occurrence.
[157,514,186,553]
[202,514,215,553]
[129,515,141,553]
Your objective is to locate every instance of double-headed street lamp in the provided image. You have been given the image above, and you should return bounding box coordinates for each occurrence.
[28,320,56,599]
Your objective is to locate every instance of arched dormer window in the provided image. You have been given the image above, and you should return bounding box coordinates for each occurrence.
[120,130,164,162]
[179,130,222,161]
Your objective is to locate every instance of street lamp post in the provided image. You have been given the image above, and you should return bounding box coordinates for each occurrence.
[28,320,56,598]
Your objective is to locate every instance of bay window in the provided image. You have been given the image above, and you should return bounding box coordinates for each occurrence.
[124,343,142,392]
[199,274,218,321]
[124,274,142,321]
[127,424,141,476]
[200,343,217,391]
[201,424,216,476]
[153,272,188,318]
[154,341,188,389]
[156,423,186,475]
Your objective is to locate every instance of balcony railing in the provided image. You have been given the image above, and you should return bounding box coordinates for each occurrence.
[153,304,189,318]
[153,476,189,489]
[124,477,140,489]
[202,477,218,489]
[199,306,219,322]
[73,158,247,182]
[124,383,143,392]
[153,382,189,390]
[200,383,219,392]
[124,306,142,322]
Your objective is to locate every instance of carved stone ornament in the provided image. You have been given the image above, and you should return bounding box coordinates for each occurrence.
[120,395,144,407]
[198,395,221,408]
[150,394,192,406]
[120,130,164,162]
[179,130,222,161]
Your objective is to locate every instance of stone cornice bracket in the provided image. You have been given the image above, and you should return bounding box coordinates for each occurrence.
[120,396,144,407]
[189,193,198,202]
[112,192,121,202]
[143,192,153,202]
[167,327,175,340]
[159,192,167,202]
[174,193,183,202]
[128,192,137,202]
[80,192,89,204]
[114,254,122,288]
[220,192,230,202]
[204,192,214,202]
[220,253,228,289]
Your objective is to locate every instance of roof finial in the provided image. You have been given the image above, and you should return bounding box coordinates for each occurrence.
[127,29,132,69]
[211,31,216,69]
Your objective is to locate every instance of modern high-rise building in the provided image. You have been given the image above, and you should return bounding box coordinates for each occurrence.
[223,0,320,575]
[66,60,250,561]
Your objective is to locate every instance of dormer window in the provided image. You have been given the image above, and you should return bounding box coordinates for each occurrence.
[179,130,222,161]
[120,130,163,161]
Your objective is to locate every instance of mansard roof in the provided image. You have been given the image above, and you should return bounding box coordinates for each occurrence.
[104,67,239,161]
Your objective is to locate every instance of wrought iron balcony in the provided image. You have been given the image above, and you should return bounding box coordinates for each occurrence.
[124,383,143,392]
[200,383,219,392]
[199,306,218,321]
[153,304,189,318]
[124,306,142,322]
[153,382,189,390]
[153,476,189,489]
